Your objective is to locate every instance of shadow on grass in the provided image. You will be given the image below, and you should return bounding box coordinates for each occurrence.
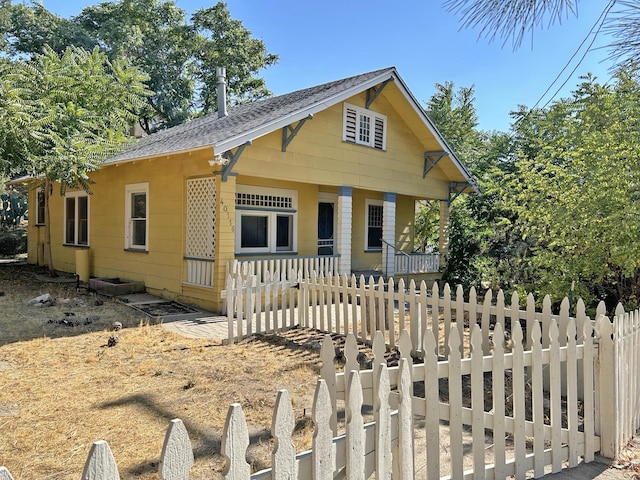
[97,393,314,477]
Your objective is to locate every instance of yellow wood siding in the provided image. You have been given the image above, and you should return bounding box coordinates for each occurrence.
[230,88,450,199]
[28,81,459,312]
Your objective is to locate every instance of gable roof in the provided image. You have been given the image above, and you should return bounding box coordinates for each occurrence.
[105,67,477,191]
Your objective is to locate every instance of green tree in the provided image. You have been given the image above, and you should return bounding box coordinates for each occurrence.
[2,0,278,133]
[1,1,95,55]
[423,82,532,295]
[422,82,491,286]
[505,69,640,308]
[0,46,150,274]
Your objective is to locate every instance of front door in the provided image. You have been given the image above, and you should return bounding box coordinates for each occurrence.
[317,196,336,255]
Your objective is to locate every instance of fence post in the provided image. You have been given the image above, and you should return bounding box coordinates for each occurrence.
[81,440,119,480]
[0,467,15,480]
[595,314,617,458]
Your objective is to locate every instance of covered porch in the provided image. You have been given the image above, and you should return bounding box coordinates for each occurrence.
[181,174,457,312]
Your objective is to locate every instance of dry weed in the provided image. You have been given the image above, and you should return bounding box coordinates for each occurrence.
[0,264,319,479]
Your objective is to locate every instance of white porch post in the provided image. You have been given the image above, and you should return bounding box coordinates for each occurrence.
[439,201,450,269]
[337,186,353,275]
[382,192,396,277]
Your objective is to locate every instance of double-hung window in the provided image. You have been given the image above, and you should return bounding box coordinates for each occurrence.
[64,191,89,246]
[125,183,148,251]
[343,103,387,150]
[36,187,45,225]
[235,185,297,254]
[365,199,383,251]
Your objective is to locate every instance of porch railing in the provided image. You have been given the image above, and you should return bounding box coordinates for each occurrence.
[185,258,214,287]
[228,255,339,283]
[395,252,440,274]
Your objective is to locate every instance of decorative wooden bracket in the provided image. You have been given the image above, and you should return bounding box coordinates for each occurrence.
[216,141,251,181]
[448,182,471,206]
[423,151,447,178]
[281,115,313,152]
[365,78,392,109]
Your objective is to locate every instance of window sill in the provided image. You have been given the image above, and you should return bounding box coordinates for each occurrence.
[63,243,89,248]
[364,249,383,253]
[124,248,148,253]
[234,251,298,257]
[343,140,386,152]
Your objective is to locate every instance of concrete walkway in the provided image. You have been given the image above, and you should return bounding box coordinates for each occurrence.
[161,314,230,341]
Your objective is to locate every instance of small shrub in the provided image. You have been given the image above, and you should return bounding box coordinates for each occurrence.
[0,229,27,256]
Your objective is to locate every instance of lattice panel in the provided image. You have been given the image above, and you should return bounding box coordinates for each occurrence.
[186,177,215,259]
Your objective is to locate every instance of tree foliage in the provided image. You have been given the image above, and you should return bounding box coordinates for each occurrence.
[444,0,640,69]
[443,0,580,49]
[505,69,640,308]
[0,45,150,272]
[1,46,149,185]
[422,82,504,287]
[1,0,278,132]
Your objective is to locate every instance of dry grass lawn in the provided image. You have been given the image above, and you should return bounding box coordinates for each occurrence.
[0,263,320,479]
[4,262,640,479]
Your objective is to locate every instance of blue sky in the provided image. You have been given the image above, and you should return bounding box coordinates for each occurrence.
[44,0,616,132]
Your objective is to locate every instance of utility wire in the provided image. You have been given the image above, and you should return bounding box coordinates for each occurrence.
[531,0,617,111]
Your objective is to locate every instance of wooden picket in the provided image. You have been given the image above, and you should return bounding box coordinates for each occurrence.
[6,281,640,479]
[224,270,601,369]
[315,318,603,480]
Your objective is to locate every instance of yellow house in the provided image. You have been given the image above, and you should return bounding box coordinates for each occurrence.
[24,67,477,312]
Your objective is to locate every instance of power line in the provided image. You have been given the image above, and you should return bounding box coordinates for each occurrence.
[531,0,617,111]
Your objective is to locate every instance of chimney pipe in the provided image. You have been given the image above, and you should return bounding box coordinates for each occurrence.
[216,67,228,118]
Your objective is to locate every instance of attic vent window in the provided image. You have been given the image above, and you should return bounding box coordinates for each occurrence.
[343,103,387,150]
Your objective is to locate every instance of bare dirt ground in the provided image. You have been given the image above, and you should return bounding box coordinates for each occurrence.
[0,262,321,479]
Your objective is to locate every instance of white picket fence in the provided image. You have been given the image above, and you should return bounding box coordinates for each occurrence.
[3,266,640,479]
[3,309,638,479]
[318,319,598,479]
[224,271,600,358]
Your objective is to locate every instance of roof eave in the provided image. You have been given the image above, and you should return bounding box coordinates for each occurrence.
[103,145,214,167]
[390,72,480,193]
[214,69,397,154]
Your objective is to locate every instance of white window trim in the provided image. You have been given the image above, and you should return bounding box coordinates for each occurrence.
[364,199,383,251]
[235,185,298,255]
[343,102,387,150]
[36,187,46,226]
[64,190,89,246]
[125,182,149,251]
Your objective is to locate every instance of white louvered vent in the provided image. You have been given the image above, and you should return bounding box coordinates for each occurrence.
[374,117,385,150]
[343,102,386,151]
[344,106,357,143]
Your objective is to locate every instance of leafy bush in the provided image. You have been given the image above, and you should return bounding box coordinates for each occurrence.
[0,229,27,256]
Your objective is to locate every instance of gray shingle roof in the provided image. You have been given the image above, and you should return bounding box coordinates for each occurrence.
[105,67,396,165]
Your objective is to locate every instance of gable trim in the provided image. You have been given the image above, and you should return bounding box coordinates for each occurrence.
[213,71,396,156]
